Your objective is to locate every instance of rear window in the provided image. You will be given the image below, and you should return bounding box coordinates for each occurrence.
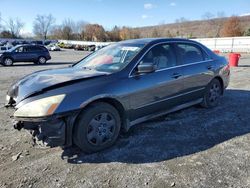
[28,46,45,52]
[176,43,204,65]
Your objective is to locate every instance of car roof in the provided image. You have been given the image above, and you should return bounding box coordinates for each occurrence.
[12,44,45,49]
[118,38,195,46]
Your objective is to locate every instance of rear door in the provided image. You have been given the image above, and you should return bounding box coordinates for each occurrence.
[128,43,185,120]
[175,42,214,103]
[26,46,39,61]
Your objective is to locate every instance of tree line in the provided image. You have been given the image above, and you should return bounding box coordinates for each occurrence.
[0,13,250,42]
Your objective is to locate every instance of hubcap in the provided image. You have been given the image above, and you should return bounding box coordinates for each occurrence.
[87,112,116,146]
[5,58,12,66]
[39,57,46,64]
[208,83,221,104]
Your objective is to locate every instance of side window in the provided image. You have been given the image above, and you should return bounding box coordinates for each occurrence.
[140,44,177,70]
[27,46,34,52]
[15,47,24,53]
[30,46,43,52]
[176,43,204,65]
[36,46,44,51]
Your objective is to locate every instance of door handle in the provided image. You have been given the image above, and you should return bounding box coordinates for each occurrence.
[172,73,182,79]
[207,65,213,70]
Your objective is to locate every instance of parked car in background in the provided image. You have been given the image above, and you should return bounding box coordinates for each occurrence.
[0,46,13,53]
[74,44,96,51]
[88,45,96,51]
[46,44,61,51]
[74,44,85,51]
[6,38,230,153]
[31,40,44,45]
[95,45,106,51]
[0,44,51,66]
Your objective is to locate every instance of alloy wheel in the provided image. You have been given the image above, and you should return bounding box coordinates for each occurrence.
[208,82,221,105]
[4,58,13,66]
[39,57,46,64]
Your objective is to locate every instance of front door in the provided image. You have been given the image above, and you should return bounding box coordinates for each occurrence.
[12,46,28,62]
[128,43,185,121]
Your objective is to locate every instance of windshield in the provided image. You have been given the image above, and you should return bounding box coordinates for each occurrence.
[74,43,144,73]
[9,45,21,52]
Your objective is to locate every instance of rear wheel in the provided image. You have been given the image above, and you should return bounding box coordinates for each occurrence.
[3,58,13,66]
[201,78,223,108]
[37,56,47,64]
[73,102,121,153]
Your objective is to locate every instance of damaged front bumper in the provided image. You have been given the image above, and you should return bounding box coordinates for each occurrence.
[13,118,66,147]
[12,113,78,148]
[14,118,66,147]
[6,92,78,148]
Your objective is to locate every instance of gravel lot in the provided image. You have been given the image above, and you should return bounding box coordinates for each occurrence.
[0,50,250,188]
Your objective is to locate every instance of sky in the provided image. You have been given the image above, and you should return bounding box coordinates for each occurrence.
[0,0,250,35]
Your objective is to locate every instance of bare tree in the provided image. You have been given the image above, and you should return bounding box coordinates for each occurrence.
[202,12,226,37]
[76,20,88,40]
[75,21,88,33]
[175,17,188,23]
[61,19,75,40]
[33,14,55,40]
[202,12,215,20]
[215,11,226,37]
[62,26,73,40]
[84,24,106,41]
[220,16,243,37]
[51,25,63,39]
[5,18,24,38]
[151,28,160,37]
[108,26,121,41]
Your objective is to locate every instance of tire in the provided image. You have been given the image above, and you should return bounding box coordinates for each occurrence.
[3,58,13,66]
[201,78,223,108]
[73,102,121,153]
[37,56,47,64]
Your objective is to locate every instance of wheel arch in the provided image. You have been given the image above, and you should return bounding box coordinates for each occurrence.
[4,56,14,61]
[76,97,129,132]
[38,55,46,59]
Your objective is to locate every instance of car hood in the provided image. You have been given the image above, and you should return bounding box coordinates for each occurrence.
[8,67,108,104]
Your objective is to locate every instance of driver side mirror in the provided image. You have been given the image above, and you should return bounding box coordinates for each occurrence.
[137,63,156,74]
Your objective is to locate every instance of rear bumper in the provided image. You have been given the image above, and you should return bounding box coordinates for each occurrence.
[47,55,52,60]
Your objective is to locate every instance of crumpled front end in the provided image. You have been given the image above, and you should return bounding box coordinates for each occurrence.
[13,118,66,147]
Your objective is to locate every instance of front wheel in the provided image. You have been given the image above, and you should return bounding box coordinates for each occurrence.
[73,102,121,153]
[201,78,223,108]
[3,58,13,66]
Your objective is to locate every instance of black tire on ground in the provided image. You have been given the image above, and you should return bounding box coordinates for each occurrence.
[3,58,13,66]
[73,102,121,153]
[201,78,223,108]
[37,56,47,64]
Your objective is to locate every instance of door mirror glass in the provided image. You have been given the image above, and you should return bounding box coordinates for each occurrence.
[137,62,156,74]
